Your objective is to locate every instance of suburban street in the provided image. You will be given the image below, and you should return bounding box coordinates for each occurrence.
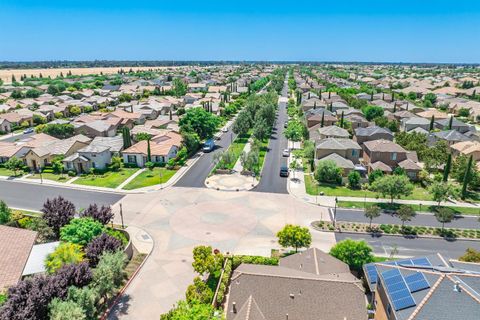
[335,232,480,260]
[254,79,289,194]
[174,129,238,188]
[335,208,480,229]
[0,130,34,142]
[0,180,124,211]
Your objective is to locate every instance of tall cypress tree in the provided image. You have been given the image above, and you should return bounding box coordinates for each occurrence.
[448,116,453,130]
[147,138,152,162]
[340,111,345,128]
[392,91,395,102]
[11,75,16,83]
[122,127,132,149]
[393,103,397,113]
[461,155,473,200]
[429,115,435,131]
[443,154,452,182]
[321,112,325,128]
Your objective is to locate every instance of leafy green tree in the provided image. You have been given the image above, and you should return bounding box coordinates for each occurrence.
[364,205,381,228]
[145,161,155,171]
[435,207,455,231]
[0,200,12,225]
[69,106,81,116]
[92,251,127,301]
[284,120,305,142]
[192,246,223,276]
[422,141,449,171]
[60,218,104,246]
[25,88,41,98]
[110,156,123,172]
[135,132,152,141]
[276,224,312,252]
[452,154,480,189]
[172,78,187,97]
[252,118,269,141]
[45,242,84,274]
[4,156,24,177]
[49,298,86,320]
[303,140,315,172]
[362,105,384,121]
[330,239,374,271]
[160,300,215,320]
[185,277,213,304]
[66,286,98,320]
[429,182,457,206]
[36,123,75,139]
[424,93,437,105]
[232,110,251,136]
[348,171,361,189]
[181,131,200,154]
[368,169,384,184]
[314,160,342,185]
[179,108,220,140]
[371,175,414,203]
[397,205,416,228]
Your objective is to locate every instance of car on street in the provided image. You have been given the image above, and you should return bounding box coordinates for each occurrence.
[221,127,228,133]
[23,128,34,134]
[284,121,288,128]
[282,148,290,157]
[202,139,215,152]
[279,166,289,177]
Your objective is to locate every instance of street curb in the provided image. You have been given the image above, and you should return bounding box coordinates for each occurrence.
[310,223,480,242]
[334,206,478,219]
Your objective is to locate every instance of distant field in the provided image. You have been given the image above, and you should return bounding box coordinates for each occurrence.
[0,66,178,84]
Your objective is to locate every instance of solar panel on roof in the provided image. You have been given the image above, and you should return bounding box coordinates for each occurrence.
[366,265,378,284]
[411,257,431,266]
[393,295,416,311]
[405,272,430,293]
[382,268,417,311]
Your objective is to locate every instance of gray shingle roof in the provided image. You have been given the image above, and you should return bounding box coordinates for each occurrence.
[316,138,361,150]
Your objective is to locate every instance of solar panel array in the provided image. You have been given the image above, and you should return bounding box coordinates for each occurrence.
[405,272,430,293]
[382,269,416,311]
[365,257,431,285]
[366,264,378,284]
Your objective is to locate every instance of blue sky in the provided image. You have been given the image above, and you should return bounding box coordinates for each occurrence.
[1,0,479,63]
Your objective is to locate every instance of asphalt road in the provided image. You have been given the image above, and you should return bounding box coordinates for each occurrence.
[254,80,289,194]
[0,180,124,211]
[335,232,480,260]
[0,131,35,142]
[174,129,238,188]
[335,208,480,229]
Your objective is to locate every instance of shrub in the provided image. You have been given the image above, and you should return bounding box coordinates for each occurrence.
[348,171,361,189]
[192,246,224,276]
[92,251,127,300]
[42,196,76,238]
[60,218,104,246]
[314,160,342,185]
[85,233,122,267]
[0,200,12,225]
[330,239,374,271]
[45,242,85,274]
[232,255,279,269]
[79,204,114,225]
[185,277,213,304]
[105,228,129,246]
[68,170,76,177]
[48,298,85,320]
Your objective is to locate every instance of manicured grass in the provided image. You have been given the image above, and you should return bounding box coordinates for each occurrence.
[123,167,176,190]
[255,138,269,176]
[27,172,69,182]
[337,200,480,216]
[0,167,23,177]
[213,131,251,172]
[305,175,433,201]
[74,168,139,188]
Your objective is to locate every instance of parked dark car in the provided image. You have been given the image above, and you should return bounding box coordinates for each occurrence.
[279,166,289,177]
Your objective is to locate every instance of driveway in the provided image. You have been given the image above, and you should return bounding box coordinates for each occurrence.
[108,187,333,319]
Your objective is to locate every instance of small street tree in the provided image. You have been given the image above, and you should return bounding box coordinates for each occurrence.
[364,205,381,228]
[429,181,457,206]
[435,207,455,231]
[397,205,416,228]
[371,175,414,203]
[192,246,223,276]
[5,156,24,177]
[276,224,312,253]
[330,239,374,271]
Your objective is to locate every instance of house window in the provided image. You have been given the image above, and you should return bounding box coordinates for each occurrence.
[66,162,72,169]
[391,152,397,161]
[127,155,136,163]
[352,150,358,157]
[92,162,96,168]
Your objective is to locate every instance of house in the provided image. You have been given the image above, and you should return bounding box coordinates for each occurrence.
[354,126,394,145]
[416,108,448,120]
[306,109,337,128]
[363,254,480,320]
[0,118,12,133]
[74,120,118,138]
[401,117,431,132]
[0,142,30,163]
[63,144,112,173]
[315,153,355,175]
[122,131,182,167]
[316,125,349,140]
[24,135,90,170]
[435,117,472,134]
[226,248,367,320]
[316,138,361,163]
[345,113,370,128]
[106,109,146,126]
[450,141,480,161]
[427,130,470,146]
[363,139,413,171]
[0,226,37,291]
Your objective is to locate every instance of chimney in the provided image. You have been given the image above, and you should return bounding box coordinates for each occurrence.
[232,302,237,313]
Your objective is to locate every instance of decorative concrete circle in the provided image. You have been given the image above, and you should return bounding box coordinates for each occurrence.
[170,200,258,242]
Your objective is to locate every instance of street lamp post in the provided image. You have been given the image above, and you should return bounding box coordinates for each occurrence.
[333,197,338,228]
[39,168,43,184]
[119,203,125,229]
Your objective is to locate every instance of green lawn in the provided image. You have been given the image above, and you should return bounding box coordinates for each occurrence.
[305,174,433,201]
[27,172,69,182]
[255,138,269,176]
[0,167,23,177]
[74,168,139,188]
[123,167,176,190]
[337,200,480,216]
[213,131,251,172]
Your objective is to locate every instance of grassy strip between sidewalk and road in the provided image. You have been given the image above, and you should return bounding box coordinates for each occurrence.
[27,172,69,182]
[337,200,480,216]
[0,167,23,177]
[122,167,176,190]
[74,168,139,188]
